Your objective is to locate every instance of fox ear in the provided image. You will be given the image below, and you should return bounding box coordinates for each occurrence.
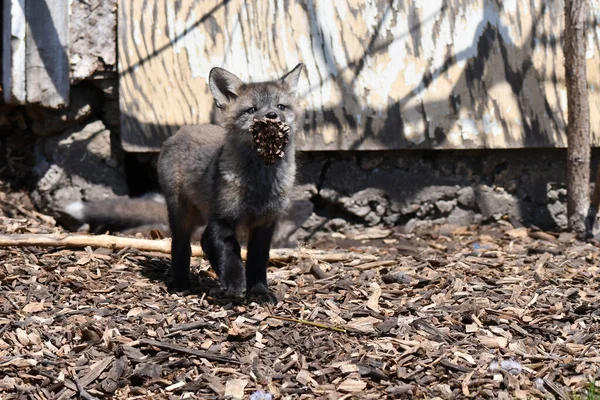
[280,63,304,95]
[209,67,244,108]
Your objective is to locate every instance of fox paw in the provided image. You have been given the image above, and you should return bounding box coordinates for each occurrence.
[169,277,191,292]
[219,264,246,299]
[246,282,278,305]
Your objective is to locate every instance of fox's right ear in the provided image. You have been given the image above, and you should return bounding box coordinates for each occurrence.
[209,67,244,108]
[280,63,304,96]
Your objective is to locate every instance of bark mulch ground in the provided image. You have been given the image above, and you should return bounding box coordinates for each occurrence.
[1,190,599,399]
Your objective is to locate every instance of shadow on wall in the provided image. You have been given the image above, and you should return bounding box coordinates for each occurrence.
[300,0,575,151]
[116,0,599,152]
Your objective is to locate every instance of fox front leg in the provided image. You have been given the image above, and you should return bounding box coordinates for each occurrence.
[245,223,277,304]
[201,218,246,298]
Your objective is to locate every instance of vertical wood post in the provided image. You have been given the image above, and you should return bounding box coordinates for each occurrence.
[564,0,590,236]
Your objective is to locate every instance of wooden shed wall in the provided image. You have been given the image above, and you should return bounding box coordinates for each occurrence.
[119,1,600,151]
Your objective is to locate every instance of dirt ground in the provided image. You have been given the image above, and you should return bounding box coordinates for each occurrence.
[1,186,599,400]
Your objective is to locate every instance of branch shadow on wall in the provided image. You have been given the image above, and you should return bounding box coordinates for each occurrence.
[303,0,570,151]
[291,0,599,231]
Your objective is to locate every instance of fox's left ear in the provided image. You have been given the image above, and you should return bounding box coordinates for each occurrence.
[280,63,304,95]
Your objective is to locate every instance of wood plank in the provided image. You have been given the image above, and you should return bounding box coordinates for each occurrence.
[2,0,27,104]
[25,0,69,108]
[118,0,600,152]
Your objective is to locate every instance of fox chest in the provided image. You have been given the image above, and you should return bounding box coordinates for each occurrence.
[218,167,293,224]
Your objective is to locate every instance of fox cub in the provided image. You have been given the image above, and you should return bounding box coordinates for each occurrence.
[157,63,304,304]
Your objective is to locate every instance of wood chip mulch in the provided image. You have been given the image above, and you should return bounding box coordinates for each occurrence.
[1,196,599,399]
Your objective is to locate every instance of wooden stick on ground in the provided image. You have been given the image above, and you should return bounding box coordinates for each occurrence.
[140,339,240,364]
[268,315,347,333]
[0,233,373,263]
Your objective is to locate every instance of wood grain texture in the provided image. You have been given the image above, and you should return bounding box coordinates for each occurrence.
[25,0,69,108]
[118,0,600,152]
[2,0,26,104]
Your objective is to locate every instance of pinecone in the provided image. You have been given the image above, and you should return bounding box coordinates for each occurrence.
[249,118,291,165]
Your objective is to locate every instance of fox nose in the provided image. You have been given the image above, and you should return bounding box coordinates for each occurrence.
[265,112,278,120]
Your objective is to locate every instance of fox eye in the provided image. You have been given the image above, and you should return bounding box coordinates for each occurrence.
[246,107,257,114]
[277,104,286,111]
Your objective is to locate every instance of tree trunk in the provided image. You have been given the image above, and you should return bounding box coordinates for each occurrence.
[565,0,590,236]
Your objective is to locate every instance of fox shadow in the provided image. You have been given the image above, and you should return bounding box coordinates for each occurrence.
[134,252,247,306]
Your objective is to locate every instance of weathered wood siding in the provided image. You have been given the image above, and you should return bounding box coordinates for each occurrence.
[118,0,600,152]
[25,0,69,108]
[2,0,26,104]
[2,0,69,108]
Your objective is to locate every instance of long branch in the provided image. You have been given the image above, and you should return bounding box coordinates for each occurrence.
[0,233,372,263]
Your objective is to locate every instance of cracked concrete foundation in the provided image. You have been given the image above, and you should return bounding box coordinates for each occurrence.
[286,149,593,243]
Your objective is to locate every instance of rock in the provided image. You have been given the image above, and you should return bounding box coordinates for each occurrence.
[457,187,475,207]
[382,213,400,225]
[281,212,328,245]
[70,0,117,80]
[547,201,567,229]
[530,181,549,204]
[338,189,389,226]
[326,218,348,232]
[547,187,566,202]
[394,202,420,215]
[350,227,392,240]
[435,199,456,214]
[26,85,98,136]
[318,188,341,203]
[293,183,318,200]
[31,119,127,218]
[475,185,519,221]
[447,207,476,225]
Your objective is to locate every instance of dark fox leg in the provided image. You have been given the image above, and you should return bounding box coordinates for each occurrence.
[246,223,277,304]
[166,204,196,290]
[201,218,246,298]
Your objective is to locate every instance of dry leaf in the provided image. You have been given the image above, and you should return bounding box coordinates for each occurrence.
[338,379,367,392]
[16,328,30,346]
[227,324,253,341]
[346,317,380,333]
[340,364,360,374]
[296,370,316,386]
[224,379,248,400]
[454,351,476,365]
[22,300,44,314]
[366,282,381,313]
[127,307,144,317]
[505,228,528,238]
[478,336,508,349]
